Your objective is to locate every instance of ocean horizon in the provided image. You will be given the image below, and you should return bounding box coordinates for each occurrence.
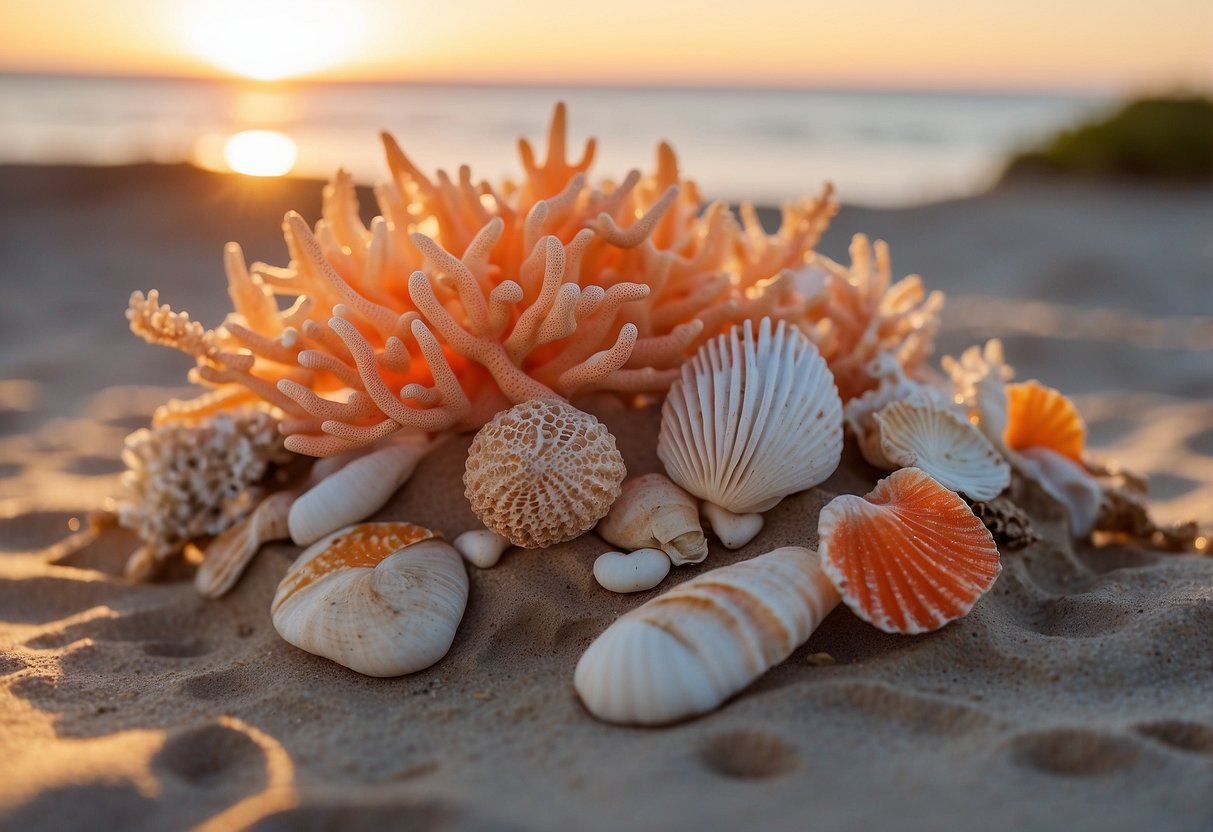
[0,73,1109,207]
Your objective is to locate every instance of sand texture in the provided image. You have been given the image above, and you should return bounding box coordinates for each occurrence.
[1,165,1211,831]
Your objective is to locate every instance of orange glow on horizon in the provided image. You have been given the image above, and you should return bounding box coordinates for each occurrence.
[0,0,1209,94]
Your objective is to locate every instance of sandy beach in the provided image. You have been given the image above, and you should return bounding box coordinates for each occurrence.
[1,163,1211,831]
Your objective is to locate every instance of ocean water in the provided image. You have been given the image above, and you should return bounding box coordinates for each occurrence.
[0,74,1107,206]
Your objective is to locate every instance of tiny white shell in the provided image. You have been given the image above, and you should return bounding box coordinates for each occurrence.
[593,548,671,593]
[701,502,764,550]
[271,523,467,677]
[288,433,435,546]
[1017,446,1101,537]
[597,473,708,565]
[658,317,843,515]
[575,545,840,725]
[875,400,1011,501]
[454,529,511,569]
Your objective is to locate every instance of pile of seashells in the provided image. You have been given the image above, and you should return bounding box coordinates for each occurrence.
[106,105,1195,727]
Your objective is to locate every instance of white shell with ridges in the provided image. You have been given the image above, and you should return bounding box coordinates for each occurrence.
[593,548,671,593]
[597,473,707,565]
[288,433,435,546]
[875,400,1010,501]
[272,523,467,677]
[658,317,843,515]
[574,545,840,725]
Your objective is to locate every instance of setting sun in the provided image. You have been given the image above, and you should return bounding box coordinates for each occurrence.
[181,0,364,80]
[223,129,298,176]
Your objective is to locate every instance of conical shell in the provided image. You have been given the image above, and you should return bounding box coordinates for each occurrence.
[593,548,671,594]
[597,473,707,565]
[658,317,843,515]
[464,399,626,548]
[818,468,1000,635]
[1004,380,1085,462]
[574,546,840,725]
[1017,446,1101,538]
[271,522,467,677]
[875,400,1010,501]
[195,489,294,598]
[289,433,435,546]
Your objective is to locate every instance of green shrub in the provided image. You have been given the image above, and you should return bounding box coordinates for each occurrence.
[1003,95,1213,181]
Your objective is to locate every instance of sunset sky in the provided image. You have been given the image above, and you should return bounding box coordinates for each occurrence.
[1,0,1210,92]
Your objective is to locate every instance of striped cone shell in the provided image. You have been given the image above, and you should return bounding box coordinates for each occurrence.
[818,468,1000,634]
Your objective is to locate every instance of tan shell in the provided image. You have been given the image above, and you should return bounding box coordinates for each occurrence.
[195,489,294,598]
[658,317,843,515]
[464,399,626,548]
[271,522,467,677]
[597,473,708,565]
[575,546,840,725]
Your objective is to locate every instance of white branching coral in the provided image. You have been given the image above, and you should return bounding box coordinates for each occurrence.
[117,406,292,578]
[129,103,844,456]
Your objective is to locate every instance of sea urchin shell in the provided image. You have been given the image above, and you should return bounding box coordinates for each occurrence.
[464,399,626,548]
[818,468,1000,634]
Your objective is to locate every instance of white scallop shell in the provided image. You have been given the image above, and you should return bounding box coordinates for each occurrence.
[574,545,840,725]
[658,317,843,515]
[271,524,467,677]
[1017,446,1101,537]
[597,473,707,565]
[874,399,1010,501]
[288,433,435,546]
[593,548,671,593]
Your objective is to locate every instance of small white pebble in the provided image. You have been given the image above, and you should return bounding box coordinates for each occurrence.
[593,548,671,594]
[454,529,511,569]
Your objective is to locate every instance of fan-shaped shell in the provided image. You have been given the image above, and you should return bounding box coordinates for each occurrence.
[464,399,626,548]
[818,468,1000,634]
[1004,380,1085,462]
[875,400,1010,501]
[271,522,467,677]
[574,545,840,725]
[658,317,843,515]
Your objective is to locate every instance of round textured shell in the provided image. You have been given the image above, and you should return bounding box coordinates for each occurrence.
[658,317,843,514]
[875,399,1010,501]
[1004,380,1085,462]
[464,399,626,548]
[818,468,1000,634]
[271,522,467,677]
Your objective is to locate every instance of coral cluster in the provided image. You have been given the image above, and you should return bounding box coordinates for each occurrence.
[117,405,291,577]
[129,104,931,460]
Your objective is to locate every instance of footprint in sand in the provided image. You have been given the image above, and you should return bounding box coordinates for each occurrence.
[1007,728,1143,777]
[1134,721,1213,755]
[154,722,269,789]
[700,730,800,779]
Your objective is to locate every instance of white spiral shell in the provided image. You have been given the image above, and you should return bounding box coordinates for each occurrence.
[874,399,1010,501]
[658,317,844,515]
[574,545,840,725]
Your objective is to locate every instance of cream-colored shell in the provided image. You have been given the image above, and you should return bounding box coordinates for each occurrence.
[700,502,764,550]
[288,433,435,546]
[1017,446,1101,538]
[574,545,840,725]
[843,353,958,469]
[597,473,707,565]
[658,317,843,515]
[875,400,1010,501]
[271,523,467,677]
[453,528,511,569]
[593,548,671,593]
[195,489,294,598]
[464,399,626,548]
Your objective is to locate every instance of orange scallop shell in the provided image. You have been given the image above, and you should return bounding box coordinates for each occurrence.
[1003,380,1085,462]
[818,468,1000,634]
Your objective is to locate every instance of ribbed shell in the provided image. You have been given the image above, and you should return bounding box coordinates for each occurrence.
[464,399,626,549]
[574,546,840,725]
[658,317,843,514]
[1004,380,1085,462]
[271,523,468,677]
[875,400,1010,501]
[818,468,1000,635]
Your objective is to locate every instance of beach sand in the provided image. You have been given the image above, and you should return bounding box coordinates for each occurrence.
[1,164,1211,830]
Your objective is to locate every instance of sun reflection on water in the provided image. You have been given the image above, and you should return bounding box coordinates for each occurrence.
[222,130,298,176]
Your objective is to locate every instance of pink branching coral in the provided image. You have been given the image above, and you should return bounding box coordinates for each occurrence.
[803,234,944,401]
[129,104,847,456]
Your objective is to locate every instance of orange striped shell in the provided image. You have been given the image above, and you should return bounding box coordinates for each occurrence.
[818,468,1000,634]
[1003,380,1085,462]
